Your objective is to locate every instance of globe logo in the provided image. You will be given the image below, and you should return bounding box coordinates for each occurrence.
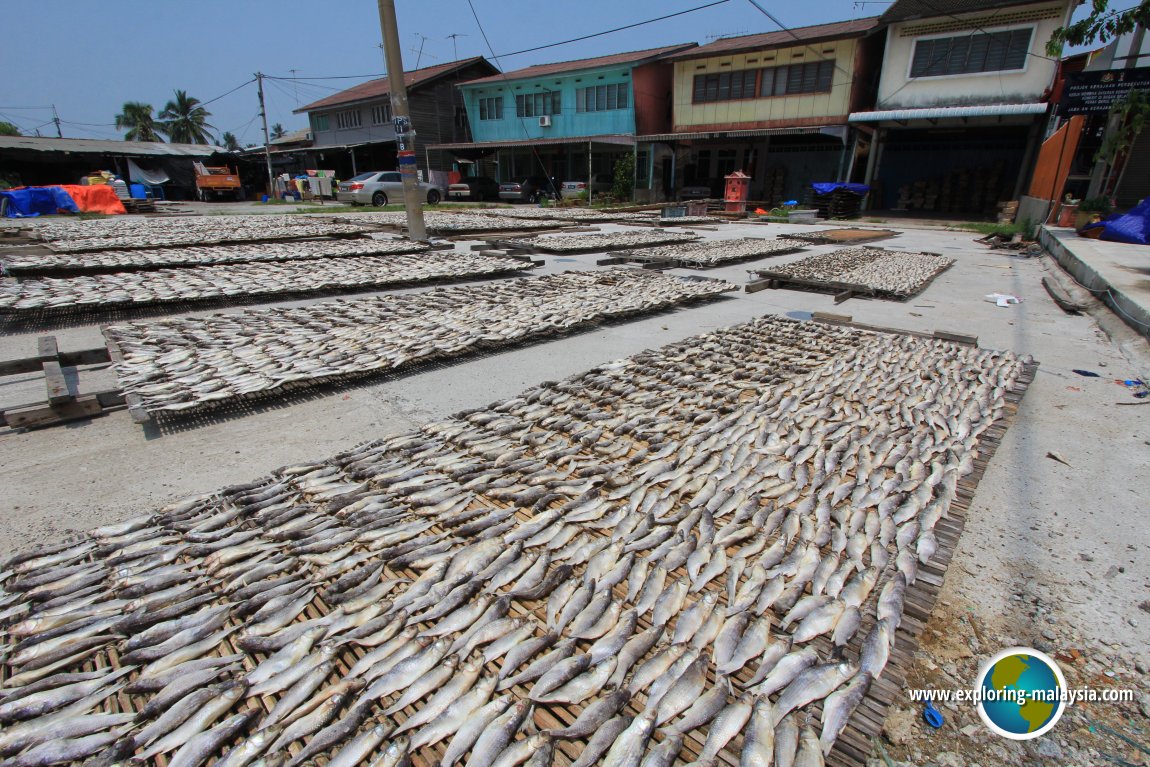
[975,647,1068,740]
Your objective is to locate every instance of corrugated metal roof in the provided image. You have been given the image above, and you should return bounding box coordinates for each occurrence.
[270,128,311,145]
[430,134,636,151]
[848,103,1048,121]
[663,18,880,61]
[639,126,845,141]
[0,136,224,157]
[460,44,697,86]
[294,57,496,113]
[880,0,1042,23]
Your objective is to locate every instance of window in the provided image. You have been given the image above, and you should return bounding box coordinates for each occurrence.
[371,103,392,125]
[478,96,504,120]
[576,83,629,112]
[910,28,1032,77]
[693,61,833,103]
[454,106,468,128]
[335,110,361,130]
[762,61,833,97]
[636,150,649,185]
[515,91,561,117]
[311,114,329,132]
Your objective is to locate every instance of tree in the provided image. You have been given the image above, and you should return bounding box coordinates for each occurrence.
[115,102,163,142]
[612,153,635,202]
[159,90,215,144]
[1048,1,1150,55]
[270,123,286,140]
[221,132,240,152]
[0,122,20,136]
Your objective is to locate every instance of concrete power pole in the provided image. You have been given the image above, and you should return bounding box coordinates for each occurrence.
[255,73,275,196]
[376,0,428,241]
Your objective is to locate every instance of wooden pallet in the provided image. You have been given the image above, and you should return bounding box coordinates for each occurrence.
[0,335,125,429]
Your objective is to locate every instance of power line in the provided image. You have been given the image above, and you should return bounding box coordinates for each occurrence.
[200,78,258,108]
[266,0,732,84]
[496,0,732,58]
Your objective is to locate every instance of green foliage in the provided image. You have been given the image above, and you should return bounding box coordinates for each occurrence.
[1079,196,1114,213]
[159,90,215,144]
[955,219,1036,239]
[221,132,240,152]
[1048,0,1150,55]
[1096,89,1150,165]
[115,102,163,142]
[0,121,20,136]
[612,153,635,202]
[271,123,286,140]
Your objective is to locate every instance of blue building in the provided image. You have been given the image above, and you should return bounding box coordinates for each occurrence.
[433,44,695,195]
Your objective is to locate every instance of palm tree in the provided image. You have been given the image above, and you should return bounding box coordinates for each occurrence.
[221,131,240,152]
[0,121,20,136]
[115,102,163,142]
[270,123,286,140]
[159,90,215,144]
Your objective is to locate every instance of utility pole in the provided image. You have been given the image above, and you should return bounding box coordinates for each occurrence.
[255,73,275,197]
[51,105,62,138]
[377,0,427,241]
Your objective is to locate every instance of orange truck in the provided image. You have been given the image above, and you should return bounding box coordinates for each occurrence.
[193,161,244,201]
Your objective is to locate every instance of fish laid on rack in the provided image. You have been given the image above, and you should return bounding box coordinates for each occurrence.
[30,215,376,253]
[104,270,737,418]
[0,315,1032,767]
[755,247,954,299]
[0,252,532,317]
[625,238,807,267]
[0,238,430,276]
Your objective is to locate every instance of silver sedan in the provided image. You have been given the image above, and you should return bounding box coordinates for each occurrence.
[336,171,442,206]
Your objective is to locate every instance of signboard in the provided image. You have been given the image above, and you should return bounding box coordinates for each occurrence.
[1059,68,1150,115]
[398,149,417,177]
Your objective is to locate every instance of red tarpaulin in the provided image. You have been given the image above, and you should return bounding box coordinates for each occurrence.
[55,185,127,215]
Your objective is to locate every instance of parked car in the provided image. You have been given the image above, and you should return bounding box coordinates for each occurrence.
[499,176,557,203]
[337,171,441,206]
[448,176,500,202]
[679,184,713,200]
[560,173,613,199]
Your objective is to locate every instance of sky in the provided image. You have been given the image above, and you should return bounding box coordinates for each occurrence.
[0,0,1092,145]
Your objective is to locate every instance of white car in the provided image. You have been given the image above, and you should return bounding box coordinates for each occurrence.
[561,173,614,199]
[337,171,442,206]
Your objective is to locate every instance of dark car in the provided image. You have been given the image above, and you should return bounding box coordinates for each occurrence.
[499,176,558,203]
[447,176,501,202]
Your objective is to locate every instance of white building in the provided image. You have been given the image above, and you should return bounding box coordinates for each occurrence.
[849,0,1076,215]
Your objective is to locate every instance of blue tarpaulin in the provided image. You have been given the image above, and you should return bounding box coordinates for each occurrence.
[1081,198,1150,245]
[0,187,80,217]
[811,182,870,196]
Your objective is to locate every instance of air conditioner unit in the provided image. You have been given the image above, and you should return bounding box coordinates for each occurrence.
[538,115,552,128]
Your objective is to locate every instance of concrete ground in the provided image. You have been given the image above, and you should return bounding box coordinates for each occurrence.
[1,216,1147,763]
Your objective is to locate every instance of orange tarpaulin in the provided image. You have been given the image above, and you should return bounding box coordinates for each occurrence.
[56,184,127,215]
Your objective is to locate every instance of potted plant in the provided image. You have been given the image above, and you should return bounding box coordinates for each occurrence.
[1076,197,1113,229]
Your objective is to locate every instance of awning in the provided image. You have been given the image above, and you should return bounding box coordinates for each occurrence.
[429,134,636,151]
[638,126,846,141]
[848,103,1049,122]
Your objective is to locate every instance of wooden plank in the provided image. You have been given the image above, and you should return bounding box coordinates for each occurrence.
[3,394,102,429]
[833,290,854,305]
[933,330,978,346]
[596,257,628,266]
[812,312,853,323]
[37,336,59,364]
[745,279,774,294]
[0,347,110,377]
[43,360,74,405]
